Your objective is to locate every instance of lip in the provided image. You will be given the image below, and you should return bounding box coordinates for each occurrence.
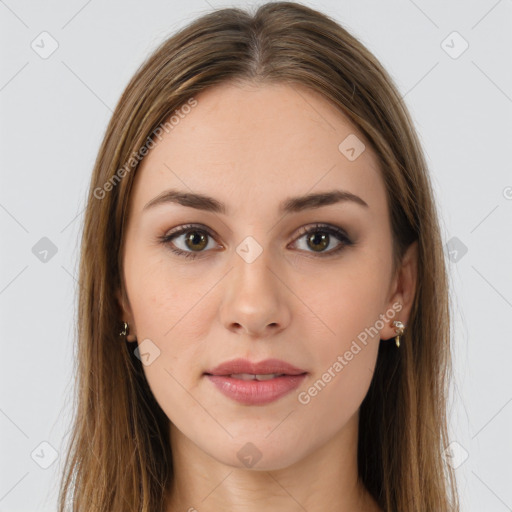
[205,358,307,376]
[204,358,308,406]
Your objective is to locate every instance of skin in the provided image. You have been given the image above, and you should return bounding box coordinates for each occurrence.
[117,81,417,512]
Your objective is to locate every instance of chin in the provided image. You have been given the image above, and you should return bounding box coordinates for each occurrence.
[203,435,307,472]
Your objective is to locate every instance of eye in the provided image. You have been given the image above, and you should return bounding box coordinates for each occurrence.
[158,224,220,259]
[289,223,353,257]
[158,222,353,260]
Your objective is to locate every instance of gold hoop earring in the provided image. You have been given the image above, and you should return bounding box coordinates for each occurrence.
[392,320,405,348]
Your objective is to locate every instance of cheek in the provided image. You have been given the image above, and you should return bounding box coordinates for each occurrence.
[295,251,391,347]
[126,245,214,340]
[126,257,212,428]
[292,252,388,407]
[295,276,383,429]
[123,249,213,412]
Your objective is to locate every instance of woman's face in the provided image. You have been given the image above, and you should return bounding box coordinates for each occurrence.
[117,81,416,470]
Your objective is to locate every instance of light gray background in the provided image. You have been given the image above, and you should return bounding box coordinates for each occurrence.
[1,1,511,510]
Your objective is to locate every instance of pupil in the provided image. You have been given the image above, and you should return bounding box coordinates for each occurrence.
[308,232,328,251]
[186,231,207,251]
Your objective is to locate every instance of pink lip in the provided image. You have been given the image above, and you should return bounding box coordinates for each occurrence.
[204,358,308,405]
[206,374,307,405]
[205,358,307,376]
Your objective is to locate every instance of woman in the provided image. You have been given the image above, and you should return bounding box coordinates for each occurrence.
[58,2,460,511]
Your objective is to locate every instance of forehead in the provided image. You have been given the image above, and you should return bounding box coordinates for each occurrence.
[129,81,387,219]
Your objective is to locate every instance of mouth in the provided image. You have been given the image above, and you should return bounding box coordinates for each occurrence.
[204,373,308,405]
[203,358,308,405]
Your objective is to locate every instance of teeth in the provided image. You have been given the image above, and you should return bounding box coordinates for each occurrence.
[230,373,283,381]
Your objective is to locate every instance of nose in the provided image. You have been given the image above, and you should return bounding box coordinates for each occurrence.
[218,247,291,338]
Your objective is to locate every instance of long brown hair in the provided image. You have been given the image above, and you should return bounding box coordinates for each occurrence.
[57,2,460,510]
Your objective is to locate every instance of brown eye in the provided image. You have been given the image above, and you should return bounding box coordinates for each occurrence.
[306,231,329,252]
[159,222,353,260]
[184,230,208,251]
[159,224,219,259]
[291,223,353,257]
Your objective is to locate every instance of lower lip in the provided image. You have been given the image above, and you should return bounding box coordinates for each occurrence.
[205,374,307,405]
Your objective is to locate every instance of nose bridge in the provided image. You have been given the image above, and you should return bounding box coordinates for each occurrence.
[231,234,278,301]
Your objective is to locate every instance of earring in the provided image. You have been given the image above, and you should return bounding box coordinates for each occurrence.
[119,321,137,342]
[392,320,405,348]
[119,321,129,337]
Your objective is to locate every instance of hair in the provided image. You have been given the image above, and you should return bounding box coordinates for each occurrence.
[57,2,459,511]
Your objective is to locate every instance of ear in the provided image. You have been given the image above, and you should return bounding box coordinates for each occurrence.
[116,287,137,342]
[381,241,418,341]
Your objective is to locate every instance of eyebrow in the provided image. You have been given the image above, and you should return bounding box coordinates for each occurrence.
[142,188,369,215]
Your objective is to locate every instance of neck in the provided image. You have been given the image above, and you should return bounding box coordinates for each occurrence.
[165,411,382,512]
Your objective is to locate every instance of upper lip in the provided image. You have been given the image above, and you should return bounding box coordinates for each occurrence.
[204,358,307,376]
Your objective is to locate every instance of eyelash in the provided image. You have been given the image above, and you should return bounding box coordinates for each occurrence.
[157,223,354,260]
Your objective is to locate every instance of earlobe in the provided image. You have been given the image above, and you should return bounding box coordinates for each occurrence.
[115,288,137,342]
